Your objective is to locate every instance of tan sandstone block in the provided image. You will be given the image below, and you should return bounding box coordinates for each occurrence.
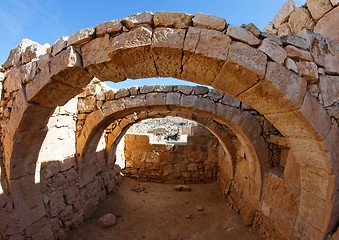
[302,30,339,74]
[330,0,339,5]
[67,27,95,46]
[96,20,123,36]
[277,23,291,36]
[288,8,313,34]
[122,12,153,29]
[192,12,226,31]
[272,0,297,28]
[101,99,125,116]
[4,66,22,93]
[151,27,186,78]
[258,38,287,65]
[145,92,167,106]
[285,57,299,73]
[297,60,319,84]
[109,27,157,79]
[11,175,47,230]
[154,12,192,29]
[239,61,306,115]
[285,45,313,61]
[82,34,126,82]
[213,41,267,97]
[319,75,339,107]
[181,28,231,85]
[307,0,333,20]
[266,92,332,141]
[226,25,261,46]
[314,7,339,43]
[52,36,68,56]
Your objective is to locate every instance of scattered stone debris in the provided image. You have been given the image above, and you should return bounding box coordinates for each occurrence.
[130,185,148,193]
[196,205,204,211]
[174,185,191,192]
[186,214,193,219]
[98,213,117,228]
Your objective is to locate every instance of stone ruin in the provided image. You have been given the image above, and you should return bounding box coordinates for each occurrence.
[0,0,338,239]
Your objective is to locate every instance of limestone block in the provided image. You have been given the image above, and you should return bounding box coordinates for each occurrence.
[288,8,313,34]
[177,85,193,95]
[226,25,261,46]
[319,75,339,107]
[258,38,287,65]
[278,23,291,36]
[213,42,267,96]
[285,57,299,73]
[4,67,22,93]
[67,27,95,46]
[24,217,54,240]
[77,96,96,113]
[260,32,283,46]
[22,43,49,64]
[96,20,123,36]
[140,85,154,94]
[220,94,241,107]
[3,38,41,69]
[145,92,166,106]
[52,36,69,56]
[285,45,313,61]
[64,183,80,205]
[154,12,192,29]
[314,7,339,43]
[182,28,231,85]
[115,88,130,99]
[283,150,301,188]
[241,23,261,37]
[81,34,126,81]
[192,12,226,31]
[193,86,209,95]
[165,92,181,105]
[11,175,47,230]
[297,60,319,84]
[281,35,310,50]
[20,61,37,84]
[272,0,297,28]
[151,27,186,78]
[48,188,65,217]
[239,62,306,115]
[180,95,198,108]
[122,12,153,29]
[307,0,333,20]
[26,48,92,107]
[300,30,339,73]
[109,27,157,79]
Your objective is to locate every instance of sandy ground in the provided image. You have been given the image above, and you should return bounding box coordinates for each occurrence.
[67,178,260,240]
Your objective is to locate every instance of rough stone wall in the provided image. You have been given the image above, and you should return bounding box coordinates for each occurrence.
[122,126,220,183]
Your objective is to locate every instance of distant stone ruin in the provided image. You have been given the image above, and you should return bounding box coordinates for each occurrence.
[0,0,339,239]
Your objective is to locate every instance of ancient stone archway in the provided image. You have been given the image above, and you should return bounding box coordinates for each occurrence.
[77,85,270,209]
[1,11,338,239]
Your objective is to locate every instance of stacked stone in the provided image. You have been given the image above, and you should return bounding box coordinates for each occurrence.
[0,9,338,240]
[265,0,339,40]
[122,126,220,184]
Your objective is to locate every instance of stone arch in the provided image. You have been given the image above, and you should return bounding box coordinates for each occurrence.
[1,11,338,239]
[77,86,270,208]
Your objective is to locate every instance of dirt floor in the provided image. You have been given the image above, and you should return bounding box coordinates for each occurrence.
[67,178,260,240]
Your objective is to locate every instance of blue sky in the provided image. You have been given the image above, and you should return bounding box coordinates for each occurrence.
[0,0,306,88]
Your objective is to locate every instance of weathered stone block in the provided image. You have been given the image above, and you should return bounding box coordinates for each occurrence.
[48,188,65,217]
[258,38,287,65]
[52,37,69,56]
[213,41,267,97]
[285,45,313,61]
[272,0,297,28]
[151,27,186,78]
[192,12,226,31]
[154,12,192,29]
[319,75,339,107]
[288,8,312,34]
[314,7,339,43]
[226,25,261,46]
[122,12,153,29]
[297,60,318,84]
[96,20,123,37]
[182,28,231,85]
[67,27,95,46]
[285,57,298,73]
[278,22,291,36]
[281,35,310,50]
[307,0,333,20]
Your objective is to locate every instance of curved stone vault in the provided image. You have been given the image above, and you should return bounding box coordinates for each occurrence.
[0,6,338,240]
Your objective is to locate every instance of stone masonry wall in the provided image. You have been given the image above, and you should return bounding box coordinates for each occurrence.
[122,126,220,184]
